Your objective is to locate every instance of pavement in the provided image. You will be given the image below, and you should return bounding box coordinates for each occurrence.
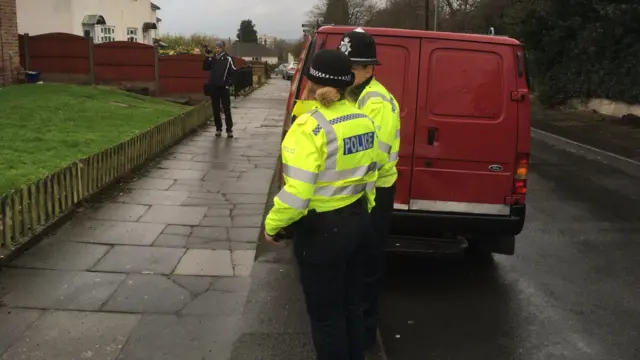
[378,130,640,359]
[0,80,289,360]
[2,79,639,360]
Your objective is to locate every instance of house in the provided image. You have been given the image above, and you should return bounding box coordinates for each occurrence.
[0,0,20,85]
[257,34,277,49]
[228,42,279,65]
[16,0,161,44]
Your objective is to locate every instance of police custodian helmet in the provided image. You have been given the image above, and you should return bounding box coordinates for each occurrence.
[337,28,380,66]
[304,49,355,89]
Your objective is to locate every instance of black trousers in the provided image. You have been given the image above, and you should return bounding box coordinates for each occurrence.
[294,198,372,360]
[209,86,233,131]
[362,183,396,347]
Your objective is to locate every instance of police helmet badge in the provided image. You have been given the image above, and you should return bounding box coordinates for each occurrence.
[339,37,352,55]
[354,27,366,33]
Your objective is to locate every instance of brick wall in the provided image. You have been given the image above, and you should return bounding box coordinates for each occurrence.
[0,0,20,85]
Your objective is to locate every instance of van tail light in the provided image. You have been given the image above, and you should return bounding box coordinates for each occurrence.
[514,154,529,195]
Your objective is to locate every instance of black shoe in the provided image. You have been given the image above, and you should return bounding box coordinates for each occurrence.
[215,130,222,137]
[226,130,234,138]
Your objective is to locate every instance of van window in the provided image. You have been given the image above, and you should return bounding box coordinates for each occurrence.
[428,49,504,120]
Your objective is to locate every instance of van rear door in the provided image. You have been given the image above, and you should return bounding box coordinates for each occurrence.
[410,40,518,215]
[322,32,421,207]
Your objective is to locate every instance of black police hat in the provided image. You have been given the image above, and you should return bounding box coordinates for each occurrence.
[304,49,355,89]
[338,28,380,66]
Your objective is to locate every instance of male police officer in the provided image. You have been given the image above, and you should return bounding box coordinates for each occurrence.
[264,49,378,360]
[339,28,401,350]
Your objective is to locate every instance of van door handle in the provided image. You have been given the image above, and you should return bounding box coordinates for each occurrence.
[427,127,438,145]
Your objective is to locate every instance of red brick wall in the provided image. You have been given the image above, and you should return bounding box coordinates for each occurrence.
[0,0,21,85]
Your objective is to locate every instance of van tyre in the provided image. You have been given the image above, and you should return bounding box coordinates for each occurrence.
[466,236,515,256]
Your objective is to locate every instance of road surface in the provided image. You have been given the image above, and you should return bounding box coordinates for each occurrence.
[379,133,640,360]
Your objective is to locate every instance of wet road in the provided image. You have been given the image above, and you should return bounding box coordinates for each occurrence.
[379,134,640,360]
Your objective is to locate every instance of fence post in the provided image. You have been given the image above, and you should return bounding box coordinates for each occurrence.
[23,33,30,71]
[88,37,95,84]
[153,46,160,96]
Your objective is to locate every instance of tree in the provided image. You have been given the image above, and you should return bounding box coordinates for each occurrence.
[308,0,379,25]
[237,19,258,42]
[324,0,351,24]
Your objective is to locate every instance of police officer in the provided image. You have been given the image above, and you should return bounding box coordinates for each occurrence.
[338,28,401,350]
[263,49,379,360]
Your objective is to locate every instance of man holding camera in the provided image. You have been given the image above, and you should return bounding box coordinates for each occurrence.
[203,41,236,138]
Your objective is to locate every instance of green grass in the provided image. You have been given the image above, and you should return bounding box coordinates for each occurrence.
[0,83,190,196]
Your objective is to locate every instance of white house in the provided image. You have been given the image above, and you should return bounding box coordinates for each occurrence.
[257,34,277,49]
[16,0,161,44]
[228,42,279,65]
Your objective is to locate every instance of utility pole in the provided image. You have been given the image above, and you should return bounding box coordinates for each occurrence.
[433,0,439,31]
[424,0,430,31]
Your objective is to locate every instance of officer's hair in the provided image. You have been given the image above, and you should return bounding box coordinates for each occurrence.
[315,87,342,107]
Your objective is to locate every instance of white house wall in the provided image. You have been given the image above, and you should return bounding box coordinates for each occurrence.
[17,0,158,44]
[71,0,156,43]
[17,0,74,35]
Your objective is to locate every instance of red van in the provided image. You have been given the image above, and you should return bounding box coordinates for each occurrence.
[283,26,530,255]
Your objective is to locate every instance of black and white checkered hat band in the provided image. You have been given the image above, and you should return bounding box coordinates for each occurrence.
[309,67,352,81]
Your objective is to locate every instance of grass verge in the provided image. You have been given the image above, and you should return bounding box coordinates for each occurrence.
[0,83,189,196]
[531,102,640,161]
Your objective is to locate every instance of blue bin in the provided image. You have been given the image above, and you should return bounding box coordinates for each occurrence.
[25,71,41,83]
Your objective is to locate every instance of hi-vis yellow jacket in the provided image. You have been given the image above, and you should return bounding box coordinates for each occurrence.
[264,100,379,236]
[352,78,401,188]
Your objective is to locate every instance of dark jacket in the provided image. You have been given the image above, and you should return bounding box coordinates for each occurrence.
[203,52,236,88]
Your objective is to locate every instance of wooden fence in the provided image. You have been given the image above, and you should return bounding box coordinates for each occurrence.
[0,102,212,252]
[17,32,268,96]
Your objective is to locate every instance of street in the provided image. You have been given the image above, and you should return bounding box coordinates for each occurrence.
[378,133,640,360]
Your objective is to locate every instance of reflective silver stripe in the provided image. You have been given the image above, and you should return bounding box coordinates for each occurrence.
[357,91,397,113]
[310,111,338,170]
[317,162,377,182]
[388,151,399,162]
[314,181,375,197]
[282,163,318,184]
[395,129,400,139]
[311,111,371,170]
[276,189,309,210]
[378,140,392,154]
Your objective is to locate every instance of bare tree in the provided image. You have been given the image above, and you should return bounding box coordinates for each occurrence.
[308,0,382,25]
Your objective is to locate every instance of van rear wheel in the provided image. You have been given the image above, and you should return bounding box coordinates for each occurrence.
[466,236,515,256]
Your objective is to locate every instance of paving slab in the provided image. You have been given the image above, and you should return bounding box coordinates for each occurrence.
[10,241,111,271]
[92,246,186,275]
[118,189,190,206]
[229,227,261,243]
[138,205,208,225]
[0,311,140,360]
[116,314,240,360]
[153,234,188,247]
[232,250,256,277]
[157,160,212,171]
[173,249,234,276]
[191,226,228,240]
[0,308,43,355]
[180,290,247,317]
[127,177,175,190]
[0,269,125,310]
[51,220,165,246]
[102,274,191,313]
[87,203,150,222]
[146,169,206,180]
[163,225,192,235]
[232,215,263,227]
[170,275,214,296]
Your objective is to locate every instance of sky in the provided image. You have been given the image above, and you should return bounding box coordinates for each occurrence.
[153,0,318,40]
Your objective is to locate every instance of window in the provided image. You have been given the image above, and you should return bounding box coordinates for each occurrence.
[127,27,138,42]
[96,25,115,43]
[252,57,260,61]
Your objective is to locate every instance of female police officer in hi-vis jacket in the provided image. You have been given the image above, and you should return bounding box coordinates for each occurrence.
[263,49,379,360]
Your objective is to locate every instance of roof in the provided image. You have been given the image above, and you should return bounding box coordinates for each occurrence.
[82,15,106,25]
[151,2,161,10]
[317,26,521,46]
[228,42,279,58]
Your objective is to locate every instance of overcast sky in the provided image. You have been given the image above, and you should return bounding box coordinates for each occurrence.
[153,0,317,40]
